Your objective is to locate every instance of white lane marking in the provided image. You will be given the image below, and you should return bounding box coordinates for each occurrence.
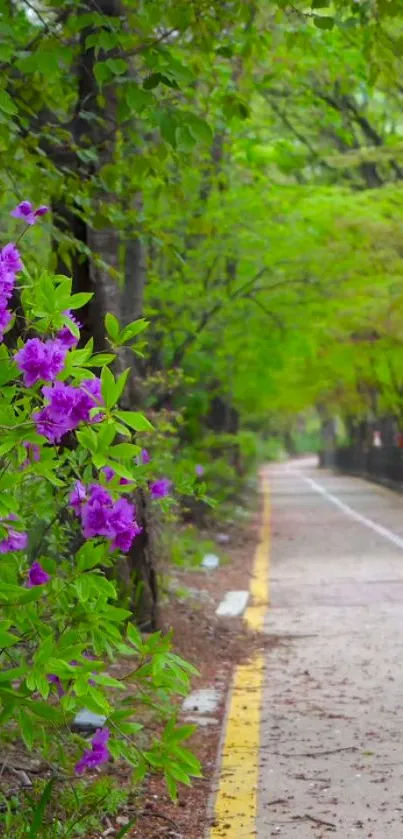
[294,472,403,551]
[216,590,249,617]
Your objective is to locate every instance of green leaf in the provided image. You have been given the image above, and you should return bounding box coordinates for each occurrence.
[125,84,152,113]
[176,126,196,152]
[110,442,140,459]
[114,368,131,405]
[186,114,213,145]
[106,58,128,76]
[69,292,93,309]
[28,779,55,839]
[159,113,177,148]
[76,427,98,453]
[101,366,117,409]
[94,62,111,86]
[313,15,334,28]
[101,604,131,621]
[0,89,17,116]
[76,542,106,573]
[216,46,233,57]
[85,353,116,366]
[115,411,153,431]
[120,319,149,343]
[105,312,120,342]
[19,708,34,751]
[0,630,19,648]
[143,72,163,90]
[92,673,125,689]
[164,771,178,801]
[28,701,60,723]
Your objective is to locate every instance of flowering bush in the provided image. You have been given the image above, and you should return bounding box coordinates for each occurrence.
[0,204,200,830]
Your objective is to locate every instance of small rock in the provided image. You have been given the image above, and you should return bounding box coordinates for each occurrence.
[116,816,130,826]
[72,709,107,731]
[202,553,220,569]
[215,532,230,544]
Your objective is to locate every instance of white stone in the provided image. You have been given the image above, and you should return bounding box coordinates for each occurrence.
[202,553,220,569]
[216,590,249,617]
[182,687,221,715]
[73,709,107,730]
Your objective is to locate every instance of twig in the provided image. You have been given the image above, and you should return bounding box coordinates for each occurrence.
[301,813,336,829]
[266,798,288,806]
[273,746,358,758]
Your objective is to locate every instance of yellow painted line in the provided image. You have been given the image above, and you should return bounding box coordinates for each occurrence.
[245,474,270,632]
[209,474,270,838]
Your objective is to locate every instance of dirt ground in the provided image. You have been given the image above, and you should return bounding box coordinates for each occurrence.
[114,507,272,839]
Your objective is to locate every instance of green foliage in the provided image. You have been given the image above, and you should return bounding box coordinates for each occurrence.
[0,246,200,830]
[0,777,128,838]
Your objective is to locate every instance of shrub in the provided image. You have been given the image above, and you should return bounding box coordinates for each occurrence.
[0,203,200,833]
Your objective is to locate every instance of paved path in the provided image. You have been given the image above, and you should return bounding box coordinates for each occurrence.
[210,459,403,838]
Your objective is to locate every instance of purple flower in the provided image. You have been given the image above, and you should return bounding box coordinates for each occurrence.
[34,406,71,444]
[1,243,22,275]
[136,448,150,465]
[69,481,87,515]
[47,674,64,698]
[195,464,204,477]
[35,381,79,442]
[71,378,103,425]
[34,205,48,218]
[150,478,172,499]
[57,310,81,350]
[35,378,103,444]
[141,449,150,464]
[27,561,50,587]
[15,338,67,387]
[75,727,110,775]
[11,201,49,226]
[88,484,113,506]
[0,306,12,341]
[81,485,114,539]
[108,497,141,552]
[102,466,115,482]
[0,522,28,554]
[75,484,141,552]
[0,267,15,303]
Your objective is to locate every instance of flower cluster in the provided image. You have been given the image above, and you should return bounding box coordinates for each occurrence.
[0,515,28,554]
[0,242,22,341]
[75,727,110,775]
[15,337,67,387]
[34,379,103,443]
[70,482,142,553]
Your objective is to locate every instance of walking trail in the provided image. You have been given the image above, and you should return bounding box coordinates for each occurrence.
[209,458,403,838]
